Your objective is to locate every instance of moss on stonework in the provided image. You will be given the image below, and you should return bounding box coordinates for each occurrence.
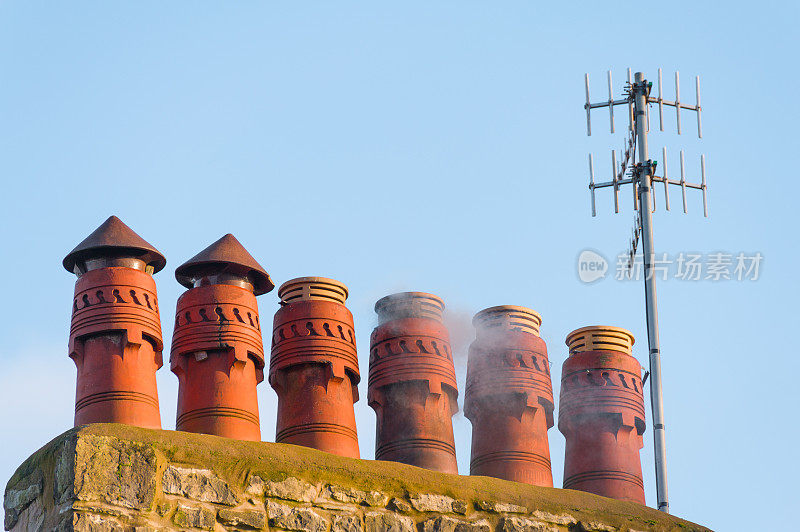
[6,424,709,532]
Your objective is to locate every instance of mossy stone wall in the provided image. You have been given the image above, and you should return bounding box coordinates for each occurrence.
[4,425,708,531]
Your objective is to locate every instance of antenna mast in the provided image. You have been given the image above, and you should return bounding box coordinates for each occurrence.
[584,69,706,514]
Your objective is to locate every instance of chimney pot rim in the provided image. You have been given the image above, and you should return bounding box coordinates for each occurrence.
[565,325,635,356]
[374,291,444,310]
[277,276,349,304]
[374,292,445,324]
[472,305,542,324]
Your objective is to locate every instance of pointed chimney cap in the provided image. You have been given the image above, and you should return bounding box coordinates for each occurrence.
[62,216,166,273]
[175,234,274,295]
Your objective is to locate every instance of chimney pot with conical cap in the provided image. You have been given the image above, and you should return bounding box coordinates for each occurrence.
[171,234,272,441]
[65,216,165,428]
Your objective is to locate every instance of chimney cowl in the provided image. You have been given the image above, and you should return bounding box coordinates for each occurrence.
[472,305,542,337]
[63,216,166,276]
[374,292,444,324]
[278,277,349,305]
[174,234,274,295]
[565,325,634,356]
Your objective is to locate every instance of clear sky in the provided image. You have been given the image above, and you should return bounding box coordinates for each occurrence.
[1,2,796,530]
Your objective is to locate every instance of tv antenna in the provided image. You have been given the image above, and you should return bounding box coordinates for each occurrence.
[584,68,706,513]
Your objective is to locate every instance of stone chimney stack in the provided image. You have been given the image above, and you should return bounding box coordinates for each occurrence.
[368,292,458,473]
[464,306,554,486]
[171,234,273,441]
[269,277,360,458]
[558,326,646,504]
[64,216,166,429]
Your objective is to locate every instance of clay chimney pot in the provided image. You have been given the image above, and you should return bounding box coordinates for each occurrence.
[465,305,554,486]
[269,276,360,457]
[171,234,271,441]
[558,325,646,504]
[368,292,458,473]
[65,216,164,428]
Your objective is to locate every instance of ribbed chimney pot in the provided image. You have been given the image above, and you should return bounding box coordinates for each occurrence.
[171,234,273,441]
[64,216,165,429]
[270,277,360,457]
[465,305,554,486]
[368,292,458,473]
[558,325,646,504]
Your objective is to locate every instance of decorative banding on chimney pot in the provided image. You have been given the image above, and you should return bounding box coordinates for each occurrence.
[465,305,554,486]
[559,325,646,504]
[171,234,272,441]
[368,292,458,473]
[270,276,360,458]
[65,216,165,429]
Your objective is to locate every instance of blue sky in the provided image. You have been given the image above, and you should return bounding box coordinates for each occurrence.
[1,2,796,530]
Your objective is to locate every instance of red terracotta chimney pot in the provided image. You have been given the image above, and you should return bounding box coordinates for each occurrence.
[465,305,554,486]
[270,277,360,457]
[171,234,272,441]
[65,216,165,429]
[368,292,459,473]
[558,325,646,504]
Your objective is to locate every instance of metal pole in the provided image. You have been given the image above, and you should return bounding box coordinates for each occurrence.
[633,72,669,513]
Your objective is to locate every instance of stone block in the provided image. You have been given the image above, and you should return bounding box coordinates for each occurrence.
[500,516,561,532]
[71,437,157,511]
[162,465,237,506]
[577,522,618,532]
[333,513,364,532]
[474,500,527,514]
[530,511,577,526]
[172,503,216,530]
[364,510,414,532]
[409,493,467,514]
[386,497,412,513]
[217,507,267,529]
[73,512,126,532]
[3,469,43,530]
[5,498,45,531]
[422,515,492,532]
[267,500,329,532]
[250,475,319,503]
[322,484,388,507]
